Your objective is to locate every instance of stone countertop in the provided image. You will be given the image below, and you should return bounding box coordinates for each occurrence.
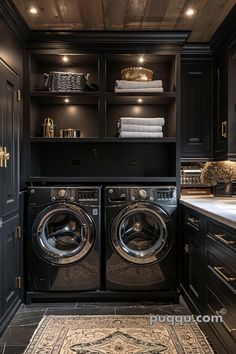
[180,196,236,229]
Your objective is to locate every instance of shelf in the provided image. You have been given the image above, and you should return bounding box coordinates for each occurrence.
[28,177,177,183]
[30,137,176,143]
[106,92,176,105]
[30,91,101,96]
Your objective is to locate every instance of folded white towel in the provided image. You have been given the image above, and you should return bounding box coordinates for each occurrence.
[119,131,163,138]
[116,80,163,89]
[118,123,162,132]
[115,87,164,93]
[119,117,165,126]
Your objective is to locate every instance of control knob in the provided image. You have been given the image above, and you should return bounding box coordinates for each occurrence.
[51,196,56,201]
[58,189,67,198]
[138,189,147,199]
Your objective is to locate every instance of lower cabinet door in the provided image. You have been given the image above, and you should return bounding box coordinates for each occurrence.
[2,214,20,315]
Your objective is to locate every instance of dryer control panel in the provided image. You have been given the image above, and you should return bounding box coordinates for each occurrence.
[107,186,177,205]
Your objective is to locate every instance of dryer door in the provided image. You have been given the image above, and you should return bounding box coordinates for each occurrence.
[32,203,95,265]
[110,203,174,265]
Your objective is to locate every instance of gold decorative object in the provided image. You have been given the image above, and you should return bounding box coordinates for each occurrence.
[121,67,153,81]
[60,128,80,138]
[42,118,55,138]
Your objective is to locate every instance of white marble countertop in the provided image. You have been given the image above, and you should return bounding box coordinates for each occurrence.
[180,196,236,229]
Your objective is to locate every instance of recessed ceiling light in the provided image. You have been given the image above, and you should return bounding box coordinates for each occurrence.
[62,56,69,63]
[138,56,145,64]
[138,98,143,103]
[185,8,195,17]
[64,98,70,103]
[29,6,38,15]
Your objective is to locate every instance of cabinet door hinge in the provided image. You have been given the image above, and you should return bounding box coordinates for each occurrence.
[15,276,22,289]
[15,226,22,239]
[17,90,21,102]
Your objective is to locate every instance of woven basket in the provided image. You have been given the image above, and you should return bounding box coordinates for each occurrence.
[44,71,89,92]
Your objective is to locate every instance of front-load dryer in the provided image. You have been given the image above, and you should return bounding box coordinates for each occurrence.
[105,186,177,291]
[27,186,101,292]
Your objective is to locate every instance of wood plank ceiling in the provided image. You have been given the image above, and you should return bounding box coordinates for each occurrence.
[12,0,236,42]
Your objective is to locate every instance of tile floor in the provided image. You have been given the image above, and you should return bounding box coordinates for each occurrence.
[0,298,215,354]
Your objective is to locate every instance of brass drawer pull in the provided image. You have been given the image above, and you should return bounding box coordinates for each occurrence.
[221,120,227,138]
[213,266,236,282]
[216,311,236,335]
[187,217,199,224]
[214,233,236,245]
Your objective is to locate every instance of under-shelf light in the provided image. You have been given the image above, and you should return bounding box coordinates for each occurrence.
[64,98,70,104]
[138,56,145,64]
[138,98,143,103]
[62,56,69,63]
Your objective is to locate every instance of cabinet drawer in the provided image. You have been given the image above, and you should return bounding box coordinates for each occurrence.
[206,273,236,341]
[207,220,236,252]
[206,242,236,294]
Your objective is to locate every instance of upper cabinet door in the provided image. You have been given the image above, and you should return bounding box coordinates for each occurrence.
[181,62,213,158]
[0,61,19,218]
[213,56,228,160]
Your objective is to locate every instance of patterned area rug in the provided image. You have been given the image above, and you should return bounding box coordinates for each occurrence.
[23,315,214,354]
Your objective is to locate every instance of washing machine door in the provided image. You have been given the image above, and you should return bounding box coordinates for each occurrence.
[110,202,174,265]
[32,203,95,265]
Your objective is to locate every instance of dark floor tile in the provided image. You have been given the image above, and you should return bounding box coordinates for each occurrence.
[0,326,37,346]
[3,345,26,354]
[75,301,138,308]
[46,306,116,316]
[9,309,45,327]
[22,302,76,309]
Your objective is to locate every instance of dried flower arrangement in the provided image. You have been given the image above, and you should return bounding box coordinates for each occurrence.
[201,161,236,186]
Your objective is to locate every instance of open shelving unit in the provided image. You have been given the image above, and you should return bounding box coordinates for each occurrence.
[25,46,180,183]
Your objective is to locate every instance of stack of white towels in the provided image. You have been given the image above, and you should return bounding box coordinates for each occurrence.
[115,80,163,93]
[118,117,165,138]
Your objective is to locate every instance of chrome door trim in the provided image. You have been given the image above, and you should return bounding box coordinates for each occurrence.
[110,202,174,265]
[32,203,95,265]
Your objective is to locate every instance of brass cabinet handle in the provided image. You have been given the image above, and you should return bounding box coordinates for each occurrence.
[216,311,236,336]
[184,243,191,253]
[213,266,236,282]
[187,217,199,225]
[221,120,227,138]
[0,145,4,168]
[3,146,10,168]
[214,233,236,245]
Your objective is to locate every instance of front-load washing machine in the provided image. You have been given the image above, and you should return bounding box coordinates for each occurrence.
[105,186,177,291]
[27,186,101,292]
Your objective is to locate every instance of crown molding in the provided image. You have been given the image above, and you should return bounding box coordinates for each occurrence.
[0,0,29,44]
[181,44,213,61]
[26,30,190,49]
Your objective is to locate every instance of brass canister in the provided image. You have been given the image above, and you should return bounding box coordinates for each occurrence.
[42,118,55,138]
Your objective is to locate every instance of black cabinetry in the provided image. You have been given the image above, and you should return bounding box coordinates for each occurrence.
[181,61,213,158]
[214,48,236,160]
[0,60,21,332]
[181,208,205,311]
[181,205,236,354]
[25,44,180,184]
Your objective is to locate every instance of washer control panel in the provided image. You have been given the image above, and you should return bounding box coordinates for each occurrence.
[50,188,99,202]
[128,186,176,204]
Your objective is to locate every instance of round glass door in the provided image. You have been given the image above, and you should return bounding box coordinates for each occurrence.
[111,203,174,264]
[32,203,95,265]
